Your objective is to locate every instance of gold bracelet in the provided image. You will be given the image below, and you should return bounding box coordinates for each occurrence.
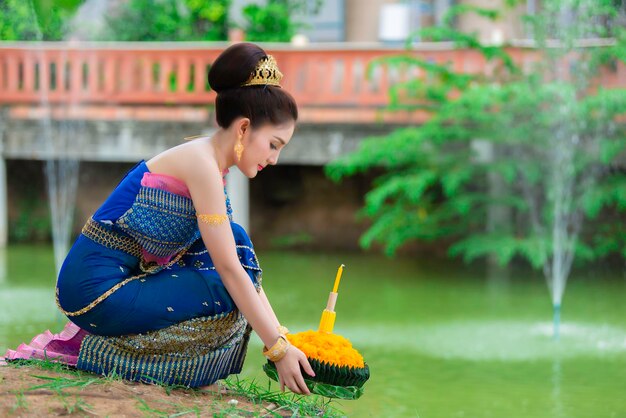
[197,214,229,226]
[277,325,289,336]
[262,335,290,362]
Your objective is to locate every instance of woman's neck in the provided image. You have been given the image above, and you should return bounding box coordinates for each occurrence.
[210,129,236,174]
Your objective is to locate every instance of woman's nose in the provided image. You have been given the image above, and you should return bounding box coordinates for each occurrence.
[268,152,279,165]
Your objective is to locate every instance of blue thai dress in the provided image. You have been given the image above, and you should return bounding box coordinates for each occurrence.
[55,161,261,387]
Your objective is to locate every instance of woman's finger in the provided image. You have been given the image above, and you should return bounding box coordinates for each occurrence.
[291,376,306,394]
[295,373,310,395]
[299,356,316,377]
[285,378,298,394]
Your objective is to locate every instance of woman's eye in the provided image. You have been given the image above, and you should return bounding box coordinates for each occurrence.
[270,143,278,150]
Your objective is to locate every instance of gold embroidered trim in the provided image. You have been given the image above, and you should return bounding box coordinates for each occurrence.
[56,249,186,317]
[76,312,251,387]
[57,217,263,317]
[56,218,188,318]
[82,218,142,259]
[197,214,229,227]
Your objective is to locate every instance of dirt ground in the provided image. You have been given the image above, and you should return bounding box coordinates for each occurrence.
[0,365,285,417]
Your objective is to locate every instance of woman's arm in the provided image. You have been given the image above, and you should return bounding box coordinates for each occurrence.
[258,287,280,329]
[182,156,313,393]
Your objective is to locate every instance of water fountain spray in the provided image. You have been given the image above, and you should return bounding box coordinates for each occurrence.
[27,0,81,277]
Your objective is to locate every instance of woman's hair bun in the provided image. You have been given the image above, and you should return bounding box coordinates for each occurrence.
[208,43,267,93]
[208,42,298,128]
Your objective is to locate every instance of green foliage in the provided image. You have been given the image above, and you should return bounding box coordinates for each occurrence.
[0,0,77,40]
[242,0,322,42]
[326,1,626,275]
[224,375,343,417]
[242,2,294,42]
[100,0,230,41]
[263,362,365,400]
[11,196,52,243]
[0,0,319,42]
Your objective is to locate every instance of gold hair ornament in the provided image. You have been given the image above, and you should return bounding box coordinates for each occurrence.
[197,214,229,226]
[242,55,283,87]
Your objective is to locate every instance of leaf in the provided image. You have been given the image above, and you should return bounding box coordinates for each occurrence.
[364,171,437,214]
[327,1,626,270]
[442,165,474,196]
[581,177,626,218]
[600,138,626,164]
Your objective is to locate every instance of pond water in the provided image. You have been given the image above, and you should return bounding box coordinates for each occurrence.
[1,245,625,418]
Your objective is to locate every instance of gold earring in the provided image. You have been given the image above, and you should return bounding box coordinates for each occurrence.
[234,135,244,161]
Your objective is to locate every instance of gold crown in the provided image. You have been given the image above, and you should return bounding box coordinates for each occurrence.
[242,55,283,87]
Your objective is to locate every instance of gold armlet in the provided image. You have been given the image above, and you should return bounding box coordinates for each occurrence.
[197,214,229,226]
[277,325,289,336]
[262,335,290,362]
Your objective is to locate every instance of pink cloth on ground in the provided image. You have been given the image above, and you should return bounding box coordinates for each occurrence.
[1,322,89,367]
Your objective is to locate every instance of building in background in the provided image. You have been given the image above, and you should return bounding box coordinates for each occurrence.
[229,0,537,44]
[71,0,537,44]
[2,0,605,252]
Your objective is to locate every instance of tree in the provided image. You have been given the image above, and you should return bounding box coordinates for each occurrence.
[100,0,230,41]
[241,0,322,42]
[0,0,78,40]
[326,1,626,336]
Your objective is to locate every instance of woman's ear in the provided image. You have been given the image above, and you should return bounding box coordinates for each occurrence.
[237,118,251,137]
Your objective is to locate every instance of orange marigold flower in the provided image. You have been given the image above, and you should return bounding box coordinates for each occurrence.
[286,330,365,369]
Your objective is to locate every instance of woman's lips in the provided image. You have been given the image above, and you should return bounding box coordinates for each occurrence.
[257,165,264,171]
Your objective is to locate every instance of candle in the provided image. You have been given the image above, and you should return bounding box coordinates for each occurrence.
[319,264,345,334]
[332,264,345,293]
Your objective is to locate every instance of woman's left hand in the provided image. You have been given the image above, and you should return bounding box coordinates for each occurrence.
[274,345,316,395]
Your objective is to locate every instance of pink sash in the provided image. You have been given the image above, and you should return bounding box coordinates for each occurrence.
[1,322,88,366]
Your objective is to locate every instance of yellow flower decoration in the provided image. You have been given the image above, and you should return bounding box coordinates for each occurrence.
[286,330,365,369]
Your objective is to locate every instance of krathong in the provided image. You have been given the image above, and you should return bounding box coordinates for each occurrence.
[264,265,370,399]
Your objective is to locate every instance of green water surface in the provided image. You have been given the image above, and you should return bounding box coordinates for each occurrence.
[1,246,625,418]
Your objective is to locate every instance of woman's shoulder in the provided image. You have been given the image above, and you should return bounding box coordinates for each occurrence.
[146,139,218,184]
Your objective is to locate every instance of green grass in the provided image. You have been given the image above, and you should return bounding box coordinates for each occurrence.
[4,359,344,417]
[56,393,94,415]
[10,391,28,414]
[222,376,344,417]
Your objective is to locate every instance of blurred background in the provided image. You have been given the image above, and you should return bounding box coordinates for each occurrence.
[1,1,625,417]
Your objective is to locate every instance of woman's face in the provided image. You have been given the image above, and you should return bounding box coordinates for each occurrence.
[238,121,295,178]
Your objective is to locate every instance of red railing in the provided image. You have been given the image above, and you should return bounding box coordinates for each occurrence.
[0,42,624,108]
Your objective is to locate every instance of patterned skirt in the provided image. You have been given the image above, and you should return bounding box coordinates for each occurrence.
[78,311,252,387]
[7,218,263,388]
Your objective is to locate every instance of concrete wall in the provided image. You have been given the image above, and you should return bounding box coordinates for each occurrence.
[1,113,397,251]
[1,114,392,165]
[249,164,373,250]
[4,159,376,251]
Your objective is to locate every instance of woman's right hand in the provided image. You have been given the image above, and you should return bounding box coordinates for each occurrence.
[274,345,315,395]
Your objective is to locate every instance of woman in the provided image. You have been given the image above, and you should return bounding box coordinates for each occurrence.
[5,43,315,395]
